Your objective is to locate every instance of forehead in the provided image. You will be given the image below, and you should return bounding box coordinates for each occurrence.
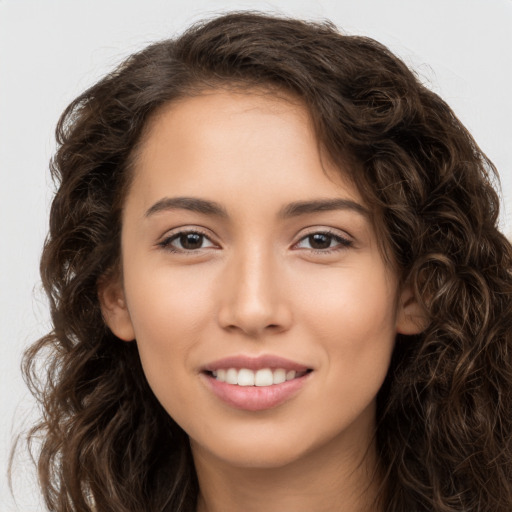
[129,88,361,206]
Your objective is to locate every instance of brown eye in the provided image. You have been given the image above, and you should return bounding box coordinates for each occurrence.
[179,233,204,250]
[308,233,333,249]
[159,231,216,252]
[295,231,352,252]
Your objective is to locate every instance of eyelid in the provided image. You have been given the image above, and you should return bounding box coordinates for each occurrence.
[157,226,220,252]
[291,227,354,252]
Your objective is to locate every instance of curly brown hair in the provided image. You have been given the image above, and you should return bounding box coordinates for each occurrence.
[20,11,512,512]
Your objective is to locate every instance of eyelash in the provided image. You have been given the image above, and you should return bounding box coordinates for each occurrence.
[157,229,353,254]
[293,230,353,253]
[158,229,215,253]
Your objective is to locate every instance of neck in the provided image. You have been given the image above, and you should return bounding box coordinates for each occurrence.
[193,428,384,512]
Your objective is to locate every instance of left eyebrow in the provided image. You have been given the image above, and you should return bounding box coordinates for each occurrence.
[144,196,228,218]
[278,198,369,219]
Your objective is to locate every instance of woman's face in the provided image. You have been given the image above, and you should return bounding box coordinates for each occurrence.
[102,89,419,469]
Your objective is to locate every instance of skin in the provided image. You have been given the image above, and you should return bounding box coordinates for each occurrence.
[100,89,424,512]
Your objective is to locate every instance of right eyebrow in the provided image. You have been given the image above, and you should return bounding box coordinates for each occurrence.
[144,196,229,218]
[278,198,369,219]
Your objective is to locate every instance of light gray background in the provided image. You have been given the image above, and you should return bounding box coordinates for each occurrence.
[1,0,511,509]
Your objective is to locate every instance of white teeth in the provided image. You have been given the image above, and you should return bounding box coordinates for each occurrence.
[237,368,255,386]
[211,367,307,386]
[255,368,273,387]
[225,368,238,385]
[286,370,296,381]
[272,368,286,384]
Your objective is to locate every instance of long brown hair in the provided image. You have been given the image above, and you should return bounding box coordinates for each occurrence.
[20,12,512,511]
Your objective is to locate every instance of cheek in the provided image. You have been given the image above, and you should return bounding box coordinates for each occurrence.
[296,259,398,336]
[125,261,214,337]
[122,262,215,393]
[296,260,398,386]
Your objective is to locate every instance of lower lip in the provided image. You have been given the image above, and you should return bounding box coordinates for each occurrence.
[202,372,312,411]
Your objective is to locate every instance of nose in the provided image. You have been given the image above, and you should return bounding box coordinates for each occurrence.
[217,247,293,338]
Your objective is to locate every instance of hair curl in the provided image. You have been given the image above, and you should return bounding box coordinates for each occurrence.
[20,11,512,512]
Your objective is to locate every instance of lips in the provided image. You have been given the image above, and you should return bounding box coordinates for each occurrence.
[200,355,313,411]
[202,354,311,373]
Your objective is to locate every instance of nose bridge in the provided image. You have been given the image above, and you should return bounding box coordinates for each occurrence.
[218,241,290,336]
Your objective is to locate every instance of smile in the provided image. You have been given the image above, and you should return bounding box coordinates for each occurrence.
[201,355,313,411]
[210,368,309,386]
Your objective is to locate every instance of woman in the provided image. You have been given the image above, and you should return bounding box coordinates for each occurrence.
[23,11,512,512]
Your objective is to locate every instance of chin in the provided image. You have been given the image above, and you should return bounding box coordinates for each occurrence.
[189,424,312,468]
[209,443,308,470]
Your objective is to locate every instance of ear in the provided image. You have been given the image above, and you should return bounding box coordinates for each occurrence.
[396,285,428,335]
[97,275,136,342]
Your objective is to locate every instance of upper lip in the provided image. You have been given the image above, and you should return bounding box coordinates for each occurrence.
[202,355,311,372]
